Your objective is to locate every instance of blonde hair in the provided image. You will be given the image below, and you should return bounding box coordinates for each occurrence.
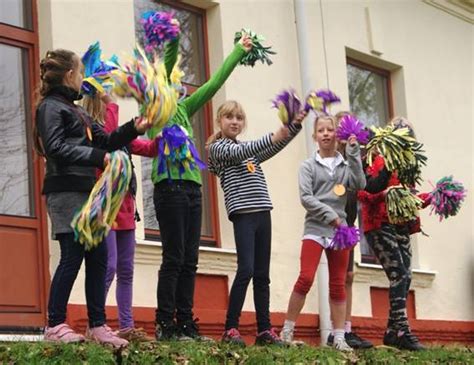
[313,114,339,133]
[82,94,105,125]
[206,100,246,147]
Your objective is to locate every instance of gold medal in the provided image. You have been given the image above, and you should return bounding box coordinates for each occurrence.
[333,184,346,196]
[86,126,93,142]
[247,161,256,173]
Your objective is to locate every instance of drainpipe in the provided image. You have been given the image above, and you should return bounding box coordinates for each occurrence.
[293,0,331,346]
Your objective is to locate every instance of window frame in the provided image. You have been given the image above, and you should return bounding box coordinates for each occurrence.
[142,0,221,247]
[346,57,394,264]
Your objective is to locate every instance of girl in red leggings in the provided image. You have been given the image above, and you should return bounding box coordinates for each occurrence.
[280,115,365,351]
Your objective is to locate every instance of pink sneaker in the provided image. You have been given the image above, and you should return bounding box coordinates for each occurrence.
[87,325,129,348]
[44,323,85,343]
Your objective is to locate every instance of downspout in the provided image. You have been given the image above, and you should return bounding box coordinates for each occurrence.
[293,0,331,346]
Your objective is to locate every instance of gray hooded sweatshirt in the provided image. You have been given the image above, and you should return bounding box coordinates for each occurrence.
[299,143,366,238]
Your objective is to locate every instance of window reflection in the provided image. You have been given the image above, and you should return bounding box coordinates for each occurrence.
[0,0,33,30]
[0,44,34,217]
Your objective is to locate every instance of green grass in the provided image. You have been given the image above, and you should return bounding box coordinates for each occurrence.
[0,341,472,365]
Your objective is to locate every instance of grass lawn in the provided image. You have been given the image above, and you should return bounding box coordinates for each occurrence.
[0,340,472,364]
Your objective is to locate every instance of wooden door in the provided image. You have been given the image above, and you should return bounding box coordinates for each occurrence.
[0,0,50,330]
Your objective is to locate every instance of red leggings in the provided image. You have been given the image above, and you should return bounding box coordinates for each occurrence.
[293,239,350,302]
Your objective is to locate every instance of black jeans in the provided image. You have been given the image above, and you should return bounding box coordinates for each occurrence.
[226,211,272,333]
[48,233,107,327]
[366,223,412,332]
[154,180,202,324]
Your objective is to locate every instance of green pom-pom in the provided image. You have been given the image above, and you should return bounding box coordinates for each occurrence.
[366,126,427,186]
[234,28,276,67]
[386,187,423,224]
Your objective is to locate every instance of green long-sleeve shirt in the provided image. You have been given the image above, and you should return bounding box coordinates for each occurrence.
[149,39,246,185]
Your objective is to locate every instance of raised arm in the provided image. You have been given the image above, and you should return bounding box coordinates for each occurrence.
[299,161,339,225]
[209,134,273,167]
[183,43,247,117]
[164,36,180,81]
[256,122,302,163]
[345,141,366,190]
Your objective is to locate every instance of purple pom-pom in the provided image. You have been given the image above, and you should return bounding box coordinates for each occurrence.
[271,89,301,124]
[304,89,340,114]
[141,11,180,53]
[329,225,359,250]
[336,115,370,144]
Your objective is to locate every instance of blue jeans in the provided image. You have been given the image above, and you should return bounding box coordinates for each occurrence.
[225,211,272,333]
[48,233,107,327]
[154,180,202,324]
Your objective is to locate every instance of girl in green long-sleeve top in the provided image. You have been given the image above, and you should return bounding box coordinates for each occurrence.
[152,34,252,341]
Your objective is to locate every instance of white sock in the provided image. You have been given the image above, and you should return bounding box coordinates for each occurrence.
[334,328,345,342]
[283,320,295,331]
[344,321,352,333]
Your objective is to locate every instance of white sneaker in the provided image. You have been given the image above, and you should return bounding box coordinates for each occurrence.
[280,327,305,346]
[280,326,294,343]
[333,337,353,352]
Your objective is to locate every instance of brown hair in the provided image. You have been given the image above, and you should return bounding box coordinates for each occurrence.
[33,49,78,156]
[206,100,246,147]
[389,116,416,138]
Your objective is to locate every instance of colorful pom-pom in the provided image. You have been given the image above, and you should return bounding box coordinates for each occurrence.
[366,125,427,186]
[110,46,183,130]
[156,124,206,180]
[336,114,369,144]
[141,11,180,53]
[234,28,275,67]
[304,89,340,114]
[81,42,118,96]
[71,151,132,250]
[385,187,423,224]
[428,176,466,221]
[329,225,360,250]
[271,89,302,125]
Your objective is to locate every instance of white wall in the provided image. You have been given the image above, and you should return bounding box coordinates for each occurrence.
[39,0,473,321]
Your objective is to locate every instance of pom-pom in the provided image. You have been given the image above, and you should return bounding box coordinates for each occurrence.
[366,125,427,186]
[234,28,275,67]
[71,151,132,250]
[110,46,184,129]
[336,114,369,144]
[304,89,340,114]
[141,11,180,53]
[156,124,206,179]
[271,89,302,125]
[428,176,466,221]
[385,187,423,224]
[329,225,360,250]
[81,42,118,96]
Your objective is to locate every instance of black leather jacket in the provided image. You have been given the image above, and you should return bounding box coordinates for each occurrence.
[36,86,140,194]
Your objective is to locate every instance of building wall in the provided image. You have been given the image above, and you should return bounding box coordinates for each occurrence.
[38,0,473,325]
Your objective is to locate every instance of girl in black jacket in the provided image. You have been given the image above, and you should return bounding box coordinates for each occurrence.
[34,49,149,347]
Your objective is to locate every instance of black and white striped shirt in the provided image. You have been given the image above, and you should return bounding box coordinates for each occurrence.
[208,123,302,217]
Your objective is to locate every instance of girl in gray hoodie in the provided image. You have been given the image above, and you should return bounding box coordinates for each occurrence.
[280,115,366,351]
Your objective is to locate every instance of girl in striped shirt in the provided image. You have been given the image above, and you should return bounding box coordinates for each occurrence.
[208,100,306,346]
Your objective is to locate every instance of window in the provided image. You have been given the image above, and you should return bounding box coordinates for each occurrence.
[0,44,35,217]
[0,0,33,30]
[135,0,220,245]
[346,58,393,263]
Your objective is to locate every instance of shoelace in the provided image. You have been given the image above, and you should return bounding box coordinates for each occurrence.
[266,329,280,340]
[226,328,241,338]
[404,332,420,343]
